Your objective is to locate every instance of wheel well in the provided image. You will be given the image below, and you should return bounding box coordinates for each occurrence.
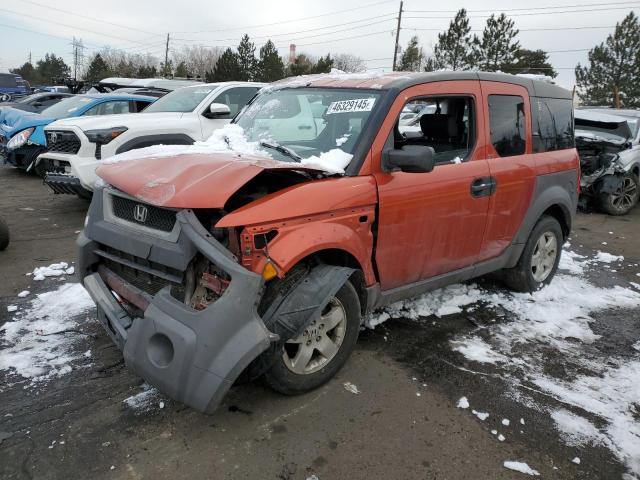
[632,164,639,177]
[294,249,368,316]
[542,204,570,240]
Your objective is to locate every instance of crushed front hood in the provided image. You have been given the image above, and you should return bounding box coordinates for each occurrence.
[96,153,322,208]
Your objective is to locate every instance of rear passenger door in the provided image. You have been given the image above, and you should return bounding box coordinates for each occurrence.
[477,82,537,262]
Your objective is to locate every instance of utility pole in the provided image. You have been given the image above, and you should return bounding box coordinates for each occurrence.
[164,33,170,78]
[392,0,403,71]
[71,38,84,81]
[28,52,32,64]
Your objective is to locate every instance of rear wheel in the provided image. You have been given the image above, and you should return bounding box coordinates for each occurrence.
[599,173,639,216]
[501,215,563,293]
[263,280,361,395]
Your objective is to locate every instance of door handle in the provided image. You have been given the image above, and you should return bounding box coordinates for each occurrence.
[298,125,312,130]
[470,176,497,198]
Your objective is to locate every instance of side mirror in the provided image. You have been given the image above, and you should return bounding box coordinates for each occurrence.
[206,103,231,117]
[382,145,436,173]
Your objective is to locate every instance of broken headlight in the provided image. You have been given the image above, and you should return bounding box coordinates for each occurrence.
[7,127,34,149]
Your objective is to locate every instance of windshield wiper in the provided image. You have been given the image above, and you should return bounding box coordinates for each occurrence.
[259,140,302,163]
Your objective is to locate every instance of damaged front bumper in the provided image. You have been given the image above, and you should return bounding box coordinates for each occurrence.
[78,188,273,413]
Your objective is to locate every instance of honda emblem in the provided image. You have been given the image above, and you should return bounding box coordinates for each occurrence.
[133,204,148,223]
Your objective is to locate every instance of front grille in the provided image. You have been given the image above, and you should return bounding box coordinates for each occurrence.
[46,130,81,154]
[111,196,176,232]
[96,244,184,296]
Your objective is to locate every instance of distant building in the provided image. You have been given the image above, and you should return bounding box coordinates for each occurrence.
[289,44,296,63]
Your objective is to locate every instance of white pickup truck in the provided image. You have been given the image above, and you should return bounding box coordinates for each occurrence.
[39,82,264,198]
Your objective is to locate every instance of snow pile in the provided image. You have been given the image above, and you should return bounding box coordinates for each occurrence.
[104,123,352,174]
[503,461,540,476]
[0,283,94,380]
[343,382,360,394]
[457,396,469,409]
[30,262,75,281]
[516,73,555,84]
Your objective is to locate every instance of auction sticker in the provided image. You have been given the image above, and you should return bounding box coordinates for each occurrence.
[326,98,376,114]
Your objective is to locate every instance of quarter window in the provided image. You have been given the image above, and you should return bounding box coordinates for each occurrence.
[488,95,526,157]
[83,101,131,116]
[532,97,574,152]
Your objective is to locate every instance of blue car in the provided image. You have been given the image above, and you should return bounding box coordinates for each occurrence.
[0,73,30,102]
[0,93,156,176]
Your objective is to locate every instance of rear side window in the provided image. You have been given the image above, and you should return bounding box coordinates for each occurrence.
[532,97,574,152]
[488,95,526,157]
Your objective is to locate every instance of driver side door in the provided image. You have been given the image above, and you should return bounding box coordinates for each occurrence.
[371,81,492,290]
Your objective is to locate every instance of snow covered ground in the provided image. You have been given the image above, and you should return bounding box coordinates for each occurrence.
[369,247,640,478]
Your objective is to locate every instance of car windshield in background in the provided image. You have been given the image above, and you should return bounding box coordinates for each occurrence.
[143,85,216,113]
[40,96,94,117]
[235,88,382,163]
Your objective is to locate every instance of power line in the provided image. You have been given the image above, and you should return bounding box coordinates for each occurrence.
[173,0,397,33]
[0,7,152,45]
[403,0,640,14]
[404,4,639,19]
[406,25,618,32]
[20,0,164,37]
[173,13,396,43]
[294,29,393,47]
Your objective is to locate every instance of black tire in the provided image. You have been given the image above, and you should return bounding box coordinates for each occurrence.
[29,150,47,178]
[0,217,9,251]
[501,215,563,293]
[263,280,361,396]
[599,173,639,216]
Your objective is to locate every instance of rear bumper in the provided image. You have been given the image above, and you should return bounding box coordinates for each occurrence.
[78,190,273,413]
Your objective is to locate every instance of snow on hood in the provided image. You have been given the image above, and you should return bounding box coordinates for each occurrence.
[575,109,633,125]
[104,123,352,175]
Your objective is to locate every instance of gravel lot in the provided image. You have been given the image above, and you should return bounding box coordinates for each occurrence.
[1,164,639,480]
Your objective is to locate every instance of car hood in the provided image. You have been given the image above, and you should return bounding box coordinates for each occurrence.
[50,111,186,130]
[0,107,52,135]
[97,153,324,208]
[575,110,633,143]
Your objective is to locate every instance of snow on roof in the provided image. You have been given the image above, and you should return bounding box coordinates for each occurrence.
[263,70,413,92]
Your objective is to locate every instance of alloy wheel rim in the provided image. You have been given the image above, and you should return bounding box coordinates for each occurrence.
[610,177,638,211]
[531,231,558,282]
[283,298,347,375]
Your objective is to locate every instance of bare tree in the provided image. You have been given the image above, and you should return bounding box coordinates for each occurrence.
[172,45,222,80]
[333,53,366,73]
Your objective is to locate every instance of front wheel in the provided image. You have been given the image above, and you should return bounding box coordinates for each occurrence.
[599,173,639,216]
[0,217,9,251]
[263,280,361,395]
[501,215,563,293]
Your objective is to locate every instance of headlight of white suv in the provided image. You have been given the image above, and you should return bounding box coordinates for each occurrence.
[7,127,35,149]
[84,126,128,144]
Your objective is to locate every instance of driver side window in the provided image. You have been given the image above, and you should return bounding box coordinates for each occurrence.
[395,96,476,165]
[210,87,258,119]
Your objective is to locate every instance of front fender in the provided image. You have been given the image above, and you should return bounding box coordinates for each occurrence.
[250,210,376,286]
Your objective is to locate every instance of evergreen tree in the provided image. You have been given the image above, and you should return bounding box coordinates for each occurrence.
[398,36,424,71]
[256,40,285,82]
[137,65,157,78]
[208,48,241,81]
[287,54,314,76]
[84,54,111,82]
[433,9,474,70]
[236,34,257,81]
[473,13,520,71]
[35,53,71,84]
[502,49,557,77]
[10,62,37,83]
[575,11,640,107]
[174,61,189,77]
[312,53,333,73]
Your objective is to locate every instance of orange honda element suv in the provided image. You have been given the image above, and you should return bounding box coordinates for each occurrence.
[78,72,579,413]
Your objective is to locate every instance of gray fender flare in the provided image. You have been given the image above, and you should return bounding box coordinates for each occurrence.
[115,133,194,154]
[249,264,355,378]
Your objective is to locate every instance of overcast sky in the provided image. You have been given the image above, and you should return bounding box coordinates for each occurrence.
[0,0,637,88]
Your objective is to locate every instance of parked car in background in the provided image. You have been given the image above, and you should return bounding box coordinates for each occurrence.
[41,82,263,198]
[0,73,30,102]
[0,93,156,177]
[0,92,73,113]
[575,109,640,215]
[78,72,579,414]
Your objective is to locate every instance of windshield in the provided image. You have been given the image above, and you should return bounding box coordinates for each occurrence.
[234,87,382,165]
[40,96,94,117]
[617,116,640,138]
[144,85,216,113]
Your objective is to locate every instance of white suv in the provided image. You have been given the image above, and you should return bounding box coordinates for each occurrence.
[39,82,263,198]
